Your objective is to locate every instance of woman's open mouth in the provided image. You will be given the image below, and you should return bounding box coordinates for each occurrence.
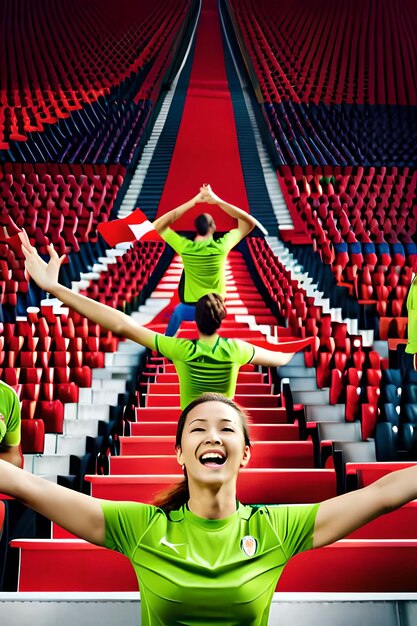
[199,451,227,467]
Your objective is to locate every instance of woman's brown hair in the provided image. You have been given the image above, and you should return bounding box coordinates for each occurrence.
[195,293,227,336]
[153,393,251,514]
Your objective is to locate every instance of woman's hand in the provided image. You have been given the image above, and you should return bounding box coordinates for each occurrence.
[200,184,221,205]
[193,190,206,204]
[19,231,66,293]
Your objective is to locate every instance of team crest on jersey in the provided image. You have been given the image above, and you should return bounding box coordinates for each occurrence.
[241,535,257,557]
[0,413,4,423]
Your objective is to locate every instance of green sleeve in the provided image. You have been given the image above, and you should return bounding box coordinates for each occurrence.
[230,339,256,365]
[218,229,244,252]
[101,500,157,558]
[160,228,187,253]
[267,503,320,558]
[3,388,21,446]
[155,335,195,362]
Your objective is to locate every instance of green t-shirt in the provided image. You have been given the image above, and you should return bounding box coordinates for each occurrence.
[161,229,243,303]
[406,275,417,354]
[102,500,319,626]
[0,381,21,446]
[154,335,255,409]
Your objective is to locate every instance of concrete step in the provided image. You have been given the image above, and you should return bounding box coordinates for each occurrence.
[77,405,111,421]
[43,433,58,455]
[105,353,143,367]
[64,404,111,421]
[305,404,346,422]
[24,454,70,476]
[79,388,122,406]
[279,365,316,378]
[91,379,127,393]
[56,436,87,456]
[116,342,147,355]
[317,420,362,442]
[285,352,305,367]
[291,388,330,405]
[64,404,78,420]
[286,377,318,392]
[64,419,99,437]
[93,366,137,378]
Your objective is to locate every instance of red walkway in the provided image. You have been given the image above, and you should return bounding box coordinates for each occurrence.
[156,0,250,230]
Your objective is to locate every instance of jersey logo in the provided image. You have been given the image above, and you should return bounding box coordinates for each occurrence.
[241,535,257,557]
[0,413,4,423]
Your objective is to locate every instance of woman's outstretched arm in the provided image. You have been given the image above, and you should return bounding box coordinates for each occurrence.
[240,337,317,368]
[250,344,295,367]
[19,231,158,349]
[313,464,417,548]
[0,459,105,544]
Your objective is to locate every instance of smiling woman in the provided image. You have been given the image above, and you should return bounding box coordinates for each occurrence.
[102,393,320,624]
[154,392,252,514]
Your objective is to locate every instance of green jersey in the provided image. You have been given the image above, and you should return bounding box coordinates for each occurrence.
[406,275,417,354]
[161,228,243,304]
[0,381,21,446]
[102,500,319,625]
[154,335,255,409]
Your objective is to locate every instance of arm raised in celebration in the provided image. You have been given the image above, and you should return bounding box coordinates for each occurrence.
[313,464,417,548]
[200,184,263,237]
[152,191,206,234]
[0,459,106,544]
[19,231,158,349]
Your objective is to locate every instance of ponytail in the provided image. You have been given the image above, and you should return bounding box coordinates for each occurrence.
[195,293,227,336]
[153,476,190,514]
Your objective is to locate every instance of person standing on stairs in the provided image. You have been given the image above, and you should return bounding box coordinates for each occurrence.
[152,184,259,336]
[19,232,314,410]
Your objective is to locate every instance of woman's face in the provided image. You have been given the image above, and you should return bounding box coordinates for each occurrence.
[176,401,251,487]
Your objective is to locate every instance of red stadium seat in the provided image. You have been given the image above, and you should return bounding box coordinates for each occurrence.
[128,422,300,441]
[11,538,417,592]
[85,469,337,504]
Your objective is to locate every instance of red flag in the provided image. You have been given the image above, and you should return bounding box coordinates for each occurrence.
[97,209,162,247]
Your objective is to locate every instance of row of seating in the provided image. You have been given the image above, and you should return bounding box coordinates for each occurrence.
[277,165,417,314]
[8,97,153,165]
[263,102,417,166]
[230,0,417,105]
[0,0,189,150]
[0,163,125,311]
[0,240,164,454]
[248,237,387,440]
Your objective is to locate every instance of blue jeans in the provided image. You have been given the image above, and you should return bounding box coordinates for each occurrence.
[165,303,196,336]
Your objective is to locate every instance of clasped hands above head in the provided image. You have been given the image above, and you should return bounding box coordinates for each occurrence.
[195,183,218,205]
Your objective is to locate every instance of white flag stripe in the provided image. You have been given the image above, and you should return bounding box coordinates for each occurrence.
[129,220,156,240]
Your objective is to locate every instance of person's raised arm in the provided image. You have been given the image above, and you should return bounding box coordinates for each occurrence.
[201,185,261,239]
[249,343,295,367]
[313,464,417,548]
[0,459,106,544]
[19,231,158,350]
[241,336,317,368]
[152,192,206,234]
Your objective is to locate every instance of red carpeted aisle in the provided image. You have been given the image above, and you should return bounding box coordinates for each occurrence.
[156,0,250,230]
